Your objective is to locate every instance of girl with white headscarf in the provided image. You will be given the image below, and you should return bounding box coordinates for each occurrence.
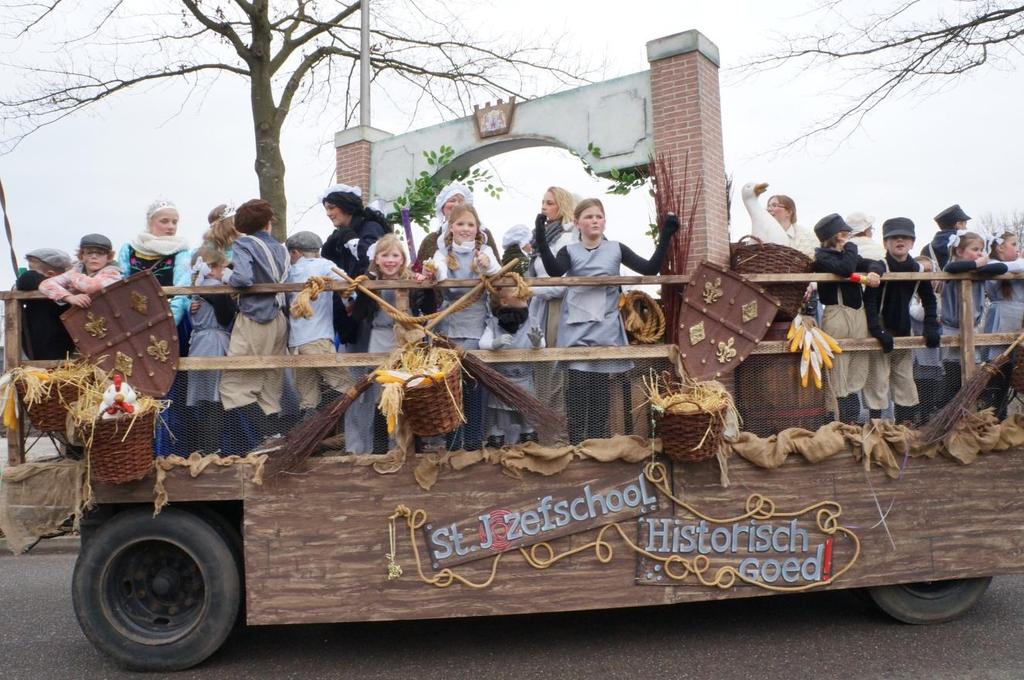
[415,181,500,265]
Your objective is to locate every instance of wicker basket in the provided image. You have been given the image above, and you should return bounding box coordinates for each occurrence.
[16,380,78,433]
[657,405,725,463]
[402,366,464,437]
[85,411,155,485]
[730,235,813,319]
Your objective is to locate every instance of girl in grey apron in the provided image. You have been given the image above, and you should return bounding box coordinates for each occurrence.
[534,198,679,444]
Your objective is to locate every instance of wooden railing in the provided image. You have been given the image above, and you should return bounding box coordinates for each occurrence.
[2,270,1013,466]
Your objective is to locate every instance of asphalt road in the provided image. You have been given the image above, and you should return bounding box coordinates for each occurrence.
[3,544,1023,680]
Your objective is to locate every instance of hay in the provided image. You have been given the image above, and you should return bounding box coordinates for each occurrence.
[67,376,168,451]
[7,361,106,406]
[643,371,734,417]
[373,345,463,433]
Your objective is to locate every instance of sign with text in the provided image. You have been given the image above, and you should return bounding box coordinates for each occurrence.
[635,512,849,588]
[422,468,660,570]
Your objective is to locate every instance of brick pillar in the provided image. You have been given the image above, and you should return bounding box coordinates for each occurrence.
[647,31,728,346]
[648,31,728,269]
[333,126,392,199]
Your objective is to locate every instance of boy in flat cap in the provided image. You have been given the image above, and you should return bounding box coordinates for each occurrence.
[812,213,884,423]
[921,204,971,271]
[17,248,75,360]
[862,218,940,424]
[284,230,352,419]
[38,233,122,308]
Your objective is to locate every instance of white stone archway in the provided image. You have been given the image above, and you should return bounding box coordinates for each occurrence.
[337,71,654,208]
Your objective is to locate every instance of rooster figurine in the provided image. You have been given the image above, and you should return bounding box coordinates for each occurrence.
[97,373,138,420]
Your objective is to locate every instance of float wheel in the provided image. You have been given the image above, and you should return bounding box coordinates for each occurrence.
[868,577,992,624]
[72,507,240,671]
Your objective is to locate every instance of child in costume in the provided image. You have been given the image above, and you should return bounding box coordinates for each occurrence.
[479,285,544,447]
[212,199,290,442]
[284,231,351,418]
[811,213,884,423]
[347,234,435,453]
[18,248,75,360]
[186,246,235,453]
[941,230,1024,395]
[422,204,500,451]
[979,230,1024,416]
[39,233,123,305]
[862,218,939,424]
[535,198,678,444]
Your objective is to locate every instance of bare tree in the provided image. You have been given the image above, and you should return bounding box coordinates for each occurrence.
[0,1,587,237]
[978,210,1024,242]
[742,1,1024,147]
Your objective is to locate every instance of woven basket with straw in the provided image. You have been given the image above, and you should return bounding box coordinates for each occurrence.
[85,411,156,485]
[16,381,78,433]
[657,405,726,463]
[730,235,812,319]
[402,365,464,436]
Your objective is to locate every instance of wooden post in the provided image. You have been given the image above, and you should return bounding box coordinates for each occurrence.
[959,279,976,384]
[4,297,24,466]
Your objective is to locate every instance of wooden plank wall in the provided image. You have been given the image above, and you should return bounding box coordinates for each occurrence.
[242,449,1024,625]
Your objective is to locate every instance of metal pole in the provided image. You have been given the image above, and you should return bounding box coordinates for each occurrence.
[359,0,370,127]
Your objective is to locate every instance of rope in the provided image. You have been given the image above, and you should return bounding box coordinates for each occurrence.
[384,461,860,594]
[620,290,665,344]
[289,275,330,319]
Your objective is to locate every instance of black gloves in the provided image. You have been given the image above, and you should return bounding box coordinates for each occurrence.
[871,327,894,353]
[924,324,941,349]
[843,241,858,254]
[662,213,680,237]
[535,213,547,231]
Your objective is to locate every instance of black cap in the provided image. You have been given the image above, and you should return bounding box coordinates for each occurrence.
[79,233,113,251]
[813,213,851,243]
[882,217,916,240]
[934,204,971,228]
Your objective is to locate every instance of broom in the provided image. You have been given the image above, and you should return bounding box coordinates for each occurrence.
[918,330,1024,444]
[332,264,565,433]
[263,374,375,479]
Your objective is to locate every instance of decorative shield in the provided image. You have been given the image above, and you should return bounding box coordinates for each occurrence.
[676,262,781,382]
[61,271,179,396]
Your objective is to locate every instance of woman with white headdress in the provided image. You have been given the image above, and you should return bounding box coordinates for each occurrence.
[116,199,194,455]
[117,199,193,324]
[414,181,500,265]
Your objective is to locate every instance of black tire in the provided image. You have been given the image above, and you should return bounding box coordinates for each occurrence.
[72,507,241,671]
[868,577,992,624]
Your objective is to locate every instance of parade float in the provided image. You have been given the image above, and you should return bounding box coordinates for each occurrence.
[3,28,1024,674]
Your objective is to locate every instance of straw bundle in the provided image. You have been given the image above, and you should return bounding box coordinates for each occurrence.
[645,372,735,463]
[373,345,464,434]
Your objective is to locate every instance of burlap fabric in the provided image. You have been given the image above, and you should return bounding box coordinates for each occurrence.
[0,459,87,554]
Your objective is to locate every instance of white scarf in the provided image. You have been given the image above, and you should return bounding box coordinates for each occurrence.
[131,231,189,257]
[450,240,477,255]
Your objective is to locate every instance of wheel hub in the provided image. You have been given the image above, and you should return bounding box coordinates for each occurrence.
[105,540,206,643]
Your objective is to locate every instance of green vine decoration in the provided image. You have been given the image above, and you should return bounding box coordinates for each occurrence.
[388,145,503,232]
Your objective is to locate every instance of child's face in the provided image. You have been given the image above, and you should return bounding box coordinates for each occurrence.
[26,257,51,275]
[208,262,226,279]
[884,235,914,260]
[449,214,479,244]
[80,247,112,275]
[375,247,405,277]
[577,206,606,240]
[148,209,180,237]
[996,237,1019,261]
[957,240,985,261]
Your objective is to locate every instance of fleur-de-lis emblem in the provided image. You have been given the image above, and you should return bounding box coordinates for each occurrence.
[716,337,737,364]
[702,277,724,305]
[114,351,134,377]
[741,300,759,323]
[84,312,108,338]
[130,292,149,314]
[688,321,706,346]
[146,335,170,363]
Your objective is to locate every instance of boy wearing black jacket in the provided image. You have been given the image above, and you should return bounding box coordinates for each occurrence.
[862,218,940,424]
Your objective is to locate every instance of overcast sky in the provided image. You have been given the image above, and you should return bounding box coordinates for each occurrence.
[1,0,1020,285]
